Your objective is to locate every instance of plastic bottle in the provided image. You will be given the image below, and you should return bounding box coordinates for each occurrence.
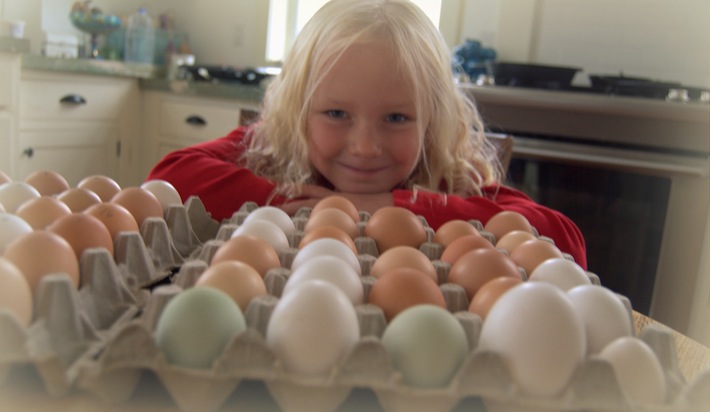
[124,8,155,64]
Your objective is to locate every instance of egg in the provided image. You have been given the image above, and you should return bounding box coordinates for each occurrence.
[509,238,564,277]
[57,187,102,212]
[15,196,72,230]
[495,230,536,254]
[155,287,247,369]
[84,202,140,241]
[365,206,427,253]
[598,336,667,404]
[24,170,70,196]
[0,181,41,213]
[304,207,358,239]
[47,213,115,259]
[77,174,121,202]
[381,305,469,388]
[140,179,183,212]
[529,257,591,291]
[447,248,521,300]
[0,170,11,184]
[291,237,361,276]
[242,206,296,235]
[195,260,267,312]
[0,213,33,254]
[468,276,523,319]
[439,234,495,265]
[567,285,633,355]
[298,225,357,254]
[368,267,446,321]
[111,187,164,228]
[484,210,534,241]
[478,282,586,397]
[433,219,480,247]
[311,195,360,223]
[3,230,80,293]
[283,255,363,305]
[210,235,281,278]
[266,280,359,377]
[232,219,289,252]
[369,245,437,283]
[0,257,33,327]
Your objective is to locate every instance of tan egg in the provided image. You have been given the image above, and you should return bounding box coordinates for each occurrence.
[304,207,358,238]
[370,245,437,283]
[510,239,564,277]
[468,276,523,319]
[311,195,360,223]
[77,174,122,202]
[447,248,522,300]
[3,230,80,294]
[210,235,281,278]
[364,206,427,253]
[298,225,358,255]
[24,170,70,196]
[84,202,140,241]
[110,187,164,228]
[47,213,114,259]
[484,210,534,241]
[433,219,481,247]
[368,267,446,322]
[0,170,11,184]
[0,257,33,327]
[57,187,102,212]
[440,234,495,265]
[15,196,72,230]
[496,230,537,254]
[196,260,267,312]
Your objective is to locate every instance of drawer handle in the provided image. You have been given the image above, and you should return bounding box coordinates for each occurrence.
[185,115,207,126]
[22,147,34,158]
[59,94,87,105]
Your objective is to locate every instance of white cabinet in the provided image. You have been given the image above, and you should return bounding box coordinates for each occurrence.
[141,91,259,178]
[0,51,22,177]
[17,70,142,186]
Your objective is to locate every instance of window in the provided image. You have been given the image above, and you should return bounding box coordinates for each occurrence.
[266,0,442,63]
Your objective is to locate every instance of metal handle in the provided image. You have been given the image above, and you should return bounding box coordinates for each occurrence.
[22,147,34,158]
[59,94,87,105]
[185,115,207,126]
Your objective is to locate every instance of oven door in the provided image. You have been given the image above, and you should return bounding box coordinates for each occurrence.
[507,135,709,338]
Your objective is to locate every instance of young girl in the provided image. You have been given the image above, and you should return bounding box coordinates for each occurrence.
[147,0,587,267]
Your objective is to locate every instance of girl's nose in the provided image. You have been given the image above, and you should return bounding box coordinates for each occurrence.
[348,122,382,157]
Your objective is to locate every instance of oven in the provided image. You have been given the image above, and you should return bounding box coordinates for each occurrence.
[463,83,710,342]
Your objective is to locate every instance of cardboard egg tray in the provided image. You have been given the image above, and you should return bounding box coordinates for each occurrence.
[0,197,708,412]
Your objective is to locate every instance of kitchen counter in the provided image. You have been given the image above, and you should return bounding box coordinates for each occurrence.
[21,54,161,79]
[0,36,30,54]
[139,78,266,103]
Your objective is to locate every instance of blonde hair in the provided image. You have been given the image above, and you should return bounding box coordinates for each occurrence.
[244,0,501,197]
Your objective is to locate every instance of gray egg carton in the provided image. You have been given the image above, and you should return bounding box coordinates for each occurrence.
[0,196,707,412]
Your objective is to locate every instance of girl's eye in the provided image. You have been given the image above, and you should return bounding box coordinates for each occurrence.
[326,110,346,119]
[386,113,408,123]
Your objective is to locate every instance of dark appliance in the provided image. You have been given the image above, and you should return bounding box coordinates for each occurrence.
[492,62,582,89]
[185,65,272,85]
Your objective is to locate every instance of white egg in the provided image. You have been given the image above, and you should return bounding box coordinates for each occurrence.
[478,282,586,397]
[599,336,667,404]
[0,213,33,254]
[266,280,359,377]
[141,179,183,212]
[291,237,361,275]
[529,257,591,291]
[567,285,633,354]
[232,219,289,252]
[283,255,363,305]
[0,182,41,213]
[243,206,296,235]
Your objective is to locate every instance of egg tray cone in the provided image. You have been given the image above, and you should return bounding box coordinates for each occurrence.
[1,196,707,412]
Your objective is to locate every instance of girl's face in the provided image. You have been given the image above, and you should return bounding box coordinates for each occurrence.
[307,42,426,194]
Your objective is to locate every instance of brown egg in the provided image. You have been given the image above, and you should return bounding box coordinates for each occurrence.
[210,235,281,278]
[15,196,72,230]
[468,276,523,319]
[439,234,495,265]
[364,206,427,253]
[496,230,537,254]
[0,257,33,327]
[110,187,164,228]
[84,202,140,240]
[433,219,481,247]
[57,187,102,212]
[509,239,564,277]
[0,170,11,184]
[447,248,522,300]
[298,225,358,255]
[370,245,437,283]
[484,210,534,241]
[368,267,446,321]
[196,260,267,312]
[304,207,358,238]
[24,170,70,196]
[77,174,122,202]
[47,213,114,259]
[311,195,360,223]
[4,230,80,293]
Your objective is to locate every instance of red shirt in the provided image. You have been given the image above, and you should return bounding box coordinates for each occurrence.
[147,126,587,268]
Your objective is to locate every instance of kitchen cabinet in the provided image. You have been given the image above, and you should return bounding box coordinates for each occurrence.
[17,70,142,187]
[0,50,22,177]
[141,90,259,178]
